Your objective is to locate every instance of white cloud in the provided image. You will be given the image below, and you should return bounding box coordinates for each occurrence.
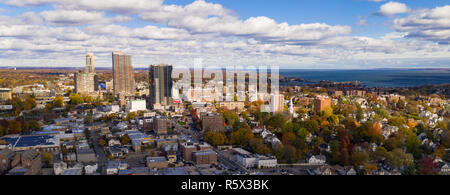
[378,1,410,16]
[393,5,450,44]
[140,1,352,45]
[40,10,132,25]
[0,0,449,68]
[1,0,163,14]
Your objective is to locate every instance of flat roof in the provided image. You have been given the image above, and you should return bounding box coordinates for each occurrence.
[146,156,167,163]
[1,135,59,148]
[194,150,217,156]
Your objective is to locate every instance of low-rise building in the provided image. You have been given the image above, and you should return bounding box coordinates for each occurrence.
[146,157,169,169]
[193,150,217,165]
[76,149,97,163]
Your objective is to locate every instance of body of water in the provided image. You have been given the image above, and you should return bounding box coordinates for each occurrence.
[279,69,450,88]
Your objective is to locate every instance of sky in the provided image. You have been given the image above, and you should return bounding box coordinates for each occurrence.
[0,0,449,69]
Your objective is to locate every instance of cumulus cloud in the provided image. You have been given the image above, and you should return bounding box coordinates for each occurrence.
[1,0,163,14]
[378,1,410,16]
[40,10,132,25]
[393,5,450,44]
[140,0,351,45]
[0,0,449,68]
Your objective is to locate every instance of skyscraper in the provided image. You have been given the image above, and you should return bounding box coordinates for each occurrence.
[112,51,135,96]
[149,64,173,109]
[75,53,96,94]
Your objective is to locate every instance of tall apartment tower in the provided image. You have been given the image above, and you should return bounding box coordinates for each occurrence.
[149,64,173,108]
[75,53,96,94]
[85,53,95,73]
[112,51,135,96]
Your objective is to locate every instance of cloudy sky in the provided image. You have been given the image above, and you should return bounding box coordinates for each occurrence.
[0,0,449,69]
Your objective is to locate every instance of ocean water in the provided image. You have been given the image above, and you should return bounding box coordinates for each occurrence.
[279,69,450,88]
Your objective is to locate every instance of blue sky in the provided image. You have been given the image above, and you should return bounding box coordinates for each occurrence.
[0,0,449,68]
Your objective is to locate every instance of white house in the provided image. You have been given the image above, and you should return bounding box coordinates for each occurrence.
[308,155,326,165]
[260,129,273,139]
[440,164,450,175]
[84,164,98,174]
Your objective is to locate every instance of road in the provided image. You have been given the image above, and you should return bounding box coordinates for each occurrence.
[90,130,108,174]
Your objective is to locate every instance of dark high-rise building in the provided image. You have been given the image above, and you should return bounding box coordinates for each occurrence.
[112,51,135,96]
[149,64,173,109]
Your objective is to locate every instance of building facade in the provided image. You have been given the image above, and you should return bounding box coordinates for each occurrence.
[201,113,224,132]
[112,51,135,96]
[74,53,97,94]
[149,64,173,109]
[0,88,12,102]
[314,96,331,114]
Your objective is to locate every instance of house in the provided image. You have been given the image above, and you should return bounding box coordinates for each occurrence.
[260,129,273,139]
[308,155,326,165]
[84,163,98,174]
[106,161,128,175]
[53,161,67,175]
[264,135,281,148]
[440,164,450,175]
[108,139,121,147]
[313,166,334,175]
[109,146,124,158]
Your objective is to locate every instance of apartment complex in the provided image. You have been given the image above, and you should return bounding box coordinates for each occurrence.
[201,113,224,132]
[314,96,332,114]
[149,64,173,109]
[112,51,135,96]
[74,53,97,94]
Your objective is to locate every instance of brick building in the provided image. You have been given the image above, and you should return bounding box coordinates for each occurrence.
[201,113,224,132]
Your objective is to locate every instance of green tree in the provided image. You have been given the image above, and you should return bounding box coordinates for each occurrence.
[98,139,107,146]
[230,128,254,146]
[41,152,53,165]
[121,134,131,145]
[386,149,414,170]
[69,93,84,105]
[249,138,271,154]
[53,96,64,108]
[204,131,228,146]
[265,113,286,131]
[125,112,137,121]
[405,134,422,159]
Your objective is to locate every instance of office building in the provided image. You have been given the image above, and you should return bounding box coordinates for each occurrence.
[112,51,135,96]
[149,64,173,109]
